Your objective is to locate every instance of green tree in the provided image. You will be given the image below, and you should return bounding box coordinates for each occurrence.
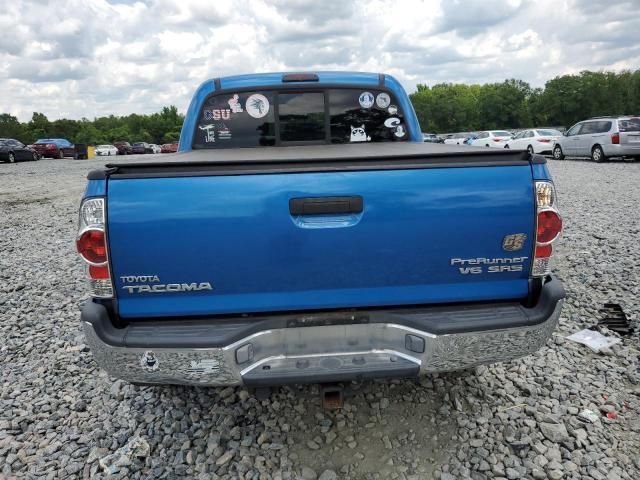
[163,131,181,143]
[75,123,102,144]
[0,114,28,142]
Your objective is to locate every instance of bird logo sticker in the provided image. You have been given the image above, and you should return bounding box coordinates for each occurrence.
[246,94,270,118]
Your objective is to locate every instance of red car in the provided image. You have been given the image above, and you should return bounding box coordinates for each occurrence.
[160,143,178,153]
[29,138,75,159]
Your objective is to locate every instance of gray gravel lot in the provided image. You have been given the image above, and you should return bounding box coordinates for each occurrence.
[1,155,639,480]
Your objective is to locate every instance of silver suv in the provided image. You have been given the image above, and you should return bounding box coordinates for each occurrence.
[552,116,640,162]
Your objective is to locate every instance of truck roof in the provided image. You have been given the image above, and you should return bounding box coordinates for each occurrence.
[214,71,385,90]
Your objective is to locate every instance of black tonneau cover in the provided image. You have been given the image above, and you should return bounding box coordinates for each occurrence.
[91,143,540,179]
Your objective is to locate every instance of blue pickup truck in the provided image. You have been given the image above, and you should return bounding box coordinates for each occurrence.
[77,72,565,388]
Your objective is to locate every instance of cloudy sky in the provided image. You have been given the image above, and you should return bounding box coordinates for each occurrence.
[1,0,638,121]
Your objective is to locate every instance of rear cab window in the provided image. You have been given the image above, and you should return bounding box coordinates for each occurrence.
[193,88,408,149]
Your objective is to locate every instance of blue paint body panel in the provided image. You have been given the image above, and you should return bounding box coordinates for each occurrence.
[531,162,552,181]
[178,71,422,151]
[84,179,106,197]
[107,166,535,318]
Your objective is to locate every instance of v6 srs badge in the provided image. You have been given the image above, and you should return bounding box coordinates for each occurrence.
[450,257,528,275]
[120,275,213,294]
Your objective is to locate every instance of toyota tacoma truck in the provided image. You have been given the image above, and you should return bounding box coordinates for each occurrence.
[77,72,565,387]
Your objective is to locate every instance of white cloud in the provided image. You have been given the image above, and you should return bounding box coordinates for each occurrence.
[1,0,639,121]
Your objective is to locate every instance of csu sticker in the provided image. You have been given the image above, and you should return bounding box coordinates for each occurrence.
[502,233,527,251]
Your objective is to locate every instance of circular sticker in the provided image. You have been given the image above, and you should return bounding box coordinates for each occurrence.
[376,93,391,109]
[359,91,375,109]
[388,105,398,115]
[246,94,270,119]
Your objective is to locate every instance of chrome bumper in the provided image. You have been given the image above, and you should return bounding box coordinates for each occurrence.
[82,299,563,387]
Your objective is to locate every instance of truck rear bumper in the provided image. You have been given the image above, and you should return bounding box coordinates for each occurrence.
[81,277,564,387]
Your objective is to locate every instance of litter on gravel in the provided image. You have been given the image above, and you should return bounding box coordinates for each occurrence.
[566,329,621,352]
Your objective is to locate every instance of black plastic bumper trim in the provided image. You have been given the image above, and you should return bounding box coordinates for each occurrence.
[82,276,564,349]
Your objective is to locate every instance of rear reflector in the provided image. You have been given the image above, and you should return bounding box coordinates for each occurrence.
[89,264,110,279]
[535,244,552,258]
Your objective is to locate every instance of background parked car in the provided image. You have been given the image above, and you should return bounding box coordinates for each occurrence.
[443,133,471,145]
[463,133,479,145]
[552,116,640,162]
[469,131,512,148]
[0,138,39,163]
[422,133,441,143]
[95,144,118,156]
[506,129,562,154]
[149,144,162,154]
[113,141,132,155]
[161,143,178,153]
[29,138,75,159]
[131,142,152,154]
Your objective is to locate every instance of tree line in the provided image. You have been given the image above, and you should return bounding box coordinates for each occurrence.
[410,69,640,133]
[1,70,639,144]
[0,106,184,145]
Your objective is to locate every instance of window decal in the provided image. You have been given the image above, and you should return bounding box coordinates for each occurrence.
[199,124,215,143]
[376,93,391,108]
[246,94,270,118]
[204,109,231,121]
[358,92,374,109]
[350,125,371,142]
[227,94,243,113]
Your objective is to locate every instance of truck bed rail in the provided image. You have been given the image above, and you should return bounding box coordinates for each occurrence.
[91,143,541,179]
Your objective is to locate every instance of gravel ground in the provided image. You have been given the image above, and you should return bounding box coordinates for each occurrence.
[1,155,639,480]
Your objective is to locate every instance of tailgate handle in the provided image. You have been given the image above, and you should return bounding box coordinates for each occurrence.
[289,196,363,215]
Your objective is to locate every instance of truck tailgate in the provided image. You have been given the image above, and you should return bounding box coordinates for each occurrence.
[105,145,536,318]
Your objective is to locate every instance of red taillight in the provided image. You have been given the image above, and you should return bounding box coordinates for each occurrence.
[537,138,551,143]
[535,244,553,258]
[89,264,110,279]
[611,132,620,144]
[536,210,563,244]
[76,229,107,265]
[46,144,57,149]
[493,138,501,142]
